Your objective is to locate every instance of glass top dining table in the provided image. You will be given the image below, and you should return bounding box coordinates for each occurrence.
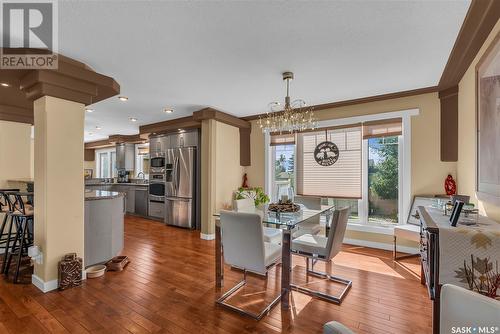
[213,204,334,230]
[213,204,335,312]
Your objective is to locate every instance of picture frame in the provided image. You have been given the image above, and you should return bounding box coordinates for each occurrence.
[476,33,500,204]
[406,196,446,226]
[84,169,93,179]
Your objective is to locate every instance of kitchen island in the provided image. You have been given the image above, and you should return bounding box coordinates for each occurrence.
[85,190,125,266]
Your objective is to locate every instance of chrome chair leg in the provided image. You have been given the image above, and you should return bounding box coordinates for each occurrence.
[291,257,352,304]
[215,270,281,320]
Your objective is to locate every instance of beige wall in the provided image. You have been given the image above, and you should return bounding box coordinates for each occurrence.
[247,92,456,197]
[84,160,96,176]
[215,122,245,210]
[34,96,85,282]
[200,120,245,236]
[457,20,500,220]
[0,121,32,188]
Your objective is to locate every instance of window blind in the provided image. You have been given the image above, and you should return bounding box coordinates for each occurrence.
[270,133,296,146]
[362,118,402,139]
[296,125,362,199]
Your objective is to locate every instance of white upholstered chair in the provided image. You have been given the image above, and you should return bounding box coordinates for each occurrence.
[393,224,420,260]
[440,284,500,333]
[293,195,323,238]
[322,283,500,334]
[216,211,282,320]
[291,207,352,304]
[233,197,282,244]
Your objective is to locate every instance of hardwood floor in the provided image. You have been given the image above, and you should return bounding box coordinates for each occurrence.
[0,215,432,333]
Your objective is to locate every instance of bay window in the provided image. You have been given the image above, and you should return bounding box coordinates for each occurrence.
[266,110,415,227]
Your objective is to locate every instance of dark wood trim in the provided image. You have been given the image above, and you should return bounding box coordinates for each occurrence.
[108,134,146,144]
[84,149,95,161]
[239,127,251,167]
[0,48,120,123]
[438,0,500,91]
[84,139,114,149]
[193,107,251,129]
[0,104,33,124]
[439,85,459,162]
[139,116,201,136]
[242,86,438,121]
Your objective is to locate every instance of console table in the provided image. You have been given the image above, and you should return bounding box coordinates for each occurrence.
[418,206,500,334]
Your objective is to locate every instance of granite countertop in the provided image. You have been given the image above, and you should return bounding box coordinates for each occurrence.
[85,190,125,201]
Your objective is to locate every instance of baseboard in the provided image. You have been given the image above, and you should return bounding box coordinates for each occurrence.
[32,269,86,293]
[32,274,58,293]
[200,233,215,240]
[343,238,419,255]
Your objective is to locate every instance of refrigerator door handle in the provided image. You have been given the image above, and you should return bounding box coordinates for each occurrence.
[176,156,181,195]
[172,156,178,195]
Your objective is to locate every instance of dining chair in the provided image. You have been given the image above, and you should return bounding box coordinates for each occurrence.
[216,211,282,320]
[293,195,322,238]
[233,197,282,244]
[291,207,352,304]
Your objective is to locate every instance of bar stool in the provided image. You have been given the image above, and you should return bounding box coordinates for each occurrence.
[0,190,20,273]
[3,192,34,283]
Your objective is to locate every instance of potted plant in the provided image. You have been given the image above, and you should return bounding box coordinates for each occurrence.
[234,187,270,209]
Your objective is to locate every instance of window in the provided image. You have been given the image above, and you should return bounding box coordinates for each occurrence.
[271,144,295,201]
[296,125,362,199]
[135,144,150,178]
[266,112,412,227]
[367,136,399,224]
[96,148,117,178]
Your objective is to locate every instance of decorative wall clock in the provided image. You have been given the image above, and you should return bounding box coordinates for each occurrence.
[314,141,339,166]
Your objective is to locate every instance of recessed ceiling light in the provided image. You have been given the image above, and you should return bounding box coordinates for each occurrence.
[85,108,94,113]
[118,96,128,101]
[163,108,173,114]
[129,117,138,122]
[1,83,10,87]
[95,126,102,130]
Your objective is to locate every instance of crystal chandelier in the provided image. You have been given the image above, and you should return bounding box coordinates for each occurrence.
[258,72,317,134]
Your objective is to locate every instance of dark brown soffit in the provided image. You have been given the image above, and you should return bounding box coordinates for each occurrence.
[438,0,500,91]
[193,107,251,129]
[139,116,201,137]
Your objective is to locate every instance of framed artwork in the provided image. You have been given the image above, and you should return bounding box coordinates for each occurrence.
[476,33,500,204]
[84,169,93,179]
[406,196,445,226]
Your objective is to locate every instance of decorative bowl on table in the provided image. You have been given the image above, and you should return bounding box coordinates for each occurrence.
[268,200,301,213]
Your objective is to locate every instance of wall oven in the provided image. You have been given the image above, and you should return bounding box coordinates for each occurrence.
[149,175,165,202]
[150,153,165,174]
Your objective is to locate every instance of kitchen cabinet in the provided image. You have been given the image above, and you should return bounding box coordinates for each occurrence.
[169,131,198,148]
[149,135,170,154]
[135,187,148,216]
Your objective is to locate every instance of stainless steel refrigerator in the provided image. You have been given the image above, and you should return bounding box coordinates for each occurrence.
[164,147,196,228]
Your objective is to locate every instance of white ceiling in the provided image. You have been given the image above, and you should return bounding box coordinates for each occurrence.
[56,1,471,142]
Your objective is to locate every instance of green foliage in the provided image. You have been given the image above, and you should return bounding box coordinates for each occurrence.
[371,138,398,200]
[275,154,286,175]
[235,187,270,206]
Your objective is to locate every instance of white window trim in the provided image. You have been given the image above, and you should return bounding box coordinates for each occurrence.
[264,108,419,231]
[95,147,115,178]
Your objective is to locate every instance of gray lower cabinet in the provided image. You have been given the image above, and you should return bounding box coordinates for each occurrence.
[135,187,148,216]
[84,196,124,266]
